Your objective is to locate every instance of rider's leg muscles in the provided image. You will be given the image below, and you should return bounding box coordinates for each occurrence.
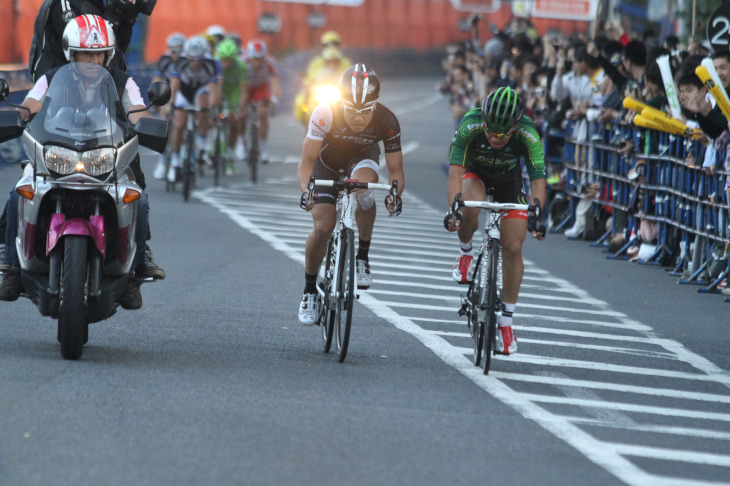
[258,104,269,141]
[353,166,379,244]
[196,93,210,139]
[456,176,486,248]
[171,109,186,154]
[499,216,528,325]
[304,203,337,277]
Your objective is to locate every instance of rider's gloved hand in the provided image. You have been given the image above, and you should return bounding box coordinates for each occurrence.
[300,192,315,211]
[443,210,462,231]
[527,198,546,239]
[384,194,402,216]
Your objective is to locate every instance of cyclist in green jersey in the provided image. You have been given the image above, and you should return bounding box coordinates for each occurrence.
[444,87,546,355]
[216,38,249,166]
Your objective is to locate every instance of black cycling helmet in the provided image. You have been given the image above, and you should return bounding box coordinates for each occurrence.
[481,87,524,134]
[339,64,380,108]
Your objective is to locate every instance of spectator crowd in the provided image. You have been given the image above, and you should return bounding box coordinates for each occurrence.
[440,17,730,298]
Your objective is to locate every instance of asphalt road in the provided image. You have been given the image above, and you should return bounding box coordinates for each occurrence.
[1,74,729,486]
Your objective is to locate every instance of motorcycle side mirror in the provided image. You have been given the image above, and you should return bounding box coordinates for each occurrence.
[0,78,9,101]
[0,110,26,144]
[127,82,171,117]
[148,82,171,106]
[0,77,33,120]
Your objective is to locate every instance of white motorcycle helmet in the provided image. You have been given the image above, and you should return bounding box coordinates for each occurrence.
[62,14,116,67]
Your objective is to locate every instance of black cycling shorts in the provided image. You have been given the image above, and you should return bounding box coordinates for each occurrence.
[463,166,528,205]
[313,144,381,205]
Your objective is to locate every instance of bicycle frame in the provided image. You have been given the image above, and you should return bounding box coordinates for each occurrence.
[457,195,529,373]
[306,175,397,361]
[315,178,393,302]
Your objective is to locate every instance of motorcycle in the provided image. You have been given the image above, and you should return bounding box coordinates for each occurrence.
[0,63,170,360]
[293,71,341,127]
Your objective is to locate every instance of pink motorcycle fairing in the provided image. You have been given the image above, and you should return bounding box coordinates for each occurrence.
[46,214,106,258]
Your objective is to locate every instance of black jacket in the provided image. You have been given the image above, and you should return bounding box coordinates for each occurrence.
[29,0,155,82]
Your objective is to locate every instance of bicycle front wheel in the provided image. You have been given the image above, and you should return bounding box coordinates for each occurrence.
[212,125,222,187]
[482,240,501,375]
[468,253,484,366]
[320,236,336,353]
[248,124,259,184]
[335,228,355,362]
[182,141,194,202]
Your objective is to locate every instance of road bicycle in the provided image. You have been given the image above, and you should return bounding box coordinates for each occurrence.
[210,107,228,187]
[245,102,263,184]
[453,190,530,374]
[305,174,398,362]
[167,107,208,201]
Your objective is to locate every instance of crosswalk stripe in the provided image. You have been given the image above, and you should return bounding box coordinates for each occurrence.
[194,182,730,485]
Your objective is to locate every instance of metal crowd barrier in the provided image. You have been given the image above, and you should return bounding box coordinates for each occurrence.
[546,118,730,302]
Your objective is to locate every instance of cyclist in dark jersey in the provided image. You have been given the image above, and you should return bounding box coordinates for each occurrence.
[445,87,546,355]
[152,32,185,180]
[296,64,404,325]
[167,35,220,182]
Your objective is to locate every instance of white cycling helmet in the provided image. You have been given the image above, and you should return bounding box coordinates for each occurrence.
[184,36,208,59]
[62,14,116,67]
[166,32,186,50]
[206,25,226,42]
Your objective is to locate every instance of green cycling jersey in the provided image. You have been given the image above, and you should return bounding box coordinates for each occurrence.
[220,58,249,108]
[449,108,546,181]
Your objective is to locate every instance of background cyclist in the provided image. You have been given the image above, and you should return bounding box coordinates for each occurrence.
[167,35,220,183]
[152,32,186,180]
[296,64,405,325]
[242,38,281,163]
[215,38,250,172]
[445,87,546,355]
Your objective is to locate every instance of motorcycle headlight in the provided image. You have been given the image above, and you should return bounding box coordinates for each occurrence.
[82,148,116,176]
[44,146,116,176]
[314,84,340,105]
[44,146,77,175]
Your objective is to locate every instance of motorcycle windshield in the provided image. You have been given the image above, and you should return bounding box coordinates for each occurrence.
[27,63,134,151]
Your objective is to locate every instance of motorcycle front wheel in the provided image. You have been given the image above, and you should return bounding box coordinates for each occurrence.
[58,236,89,360]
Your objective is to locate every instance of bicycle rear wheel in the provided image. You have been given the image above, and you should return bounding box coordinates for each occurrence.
[320,236,336,353]
[335,228,355,362]
[482,240,501,375]
[468,253,484,366]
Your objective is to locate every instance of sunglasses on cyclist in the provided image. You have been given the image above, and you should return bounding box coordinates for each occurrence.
[343,103,375,116]
[485,127,516,139]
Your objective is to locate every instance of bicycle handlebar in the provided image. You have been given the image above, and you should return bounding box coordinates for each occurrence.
[460,201,530,211]
[304,176,400,213]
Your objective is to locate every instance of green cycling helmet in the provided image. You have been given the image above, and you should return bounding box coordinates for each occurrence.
[216,38,238,59]
[481,87,524,134]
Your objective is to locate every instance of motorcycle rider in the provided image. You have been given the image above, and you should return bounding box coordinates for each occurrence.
[29,0,156,82]
[303,31,352,87]
[294,45,345,125]
[0,14,157,309]
[1,0,159,279]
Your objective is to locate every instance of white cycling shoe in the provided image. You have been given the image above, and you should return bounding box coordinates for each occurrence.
[298,292,320,326]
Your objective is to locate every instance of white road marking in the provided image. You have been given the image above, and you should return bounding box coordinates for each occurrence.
[195,183,730,486]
